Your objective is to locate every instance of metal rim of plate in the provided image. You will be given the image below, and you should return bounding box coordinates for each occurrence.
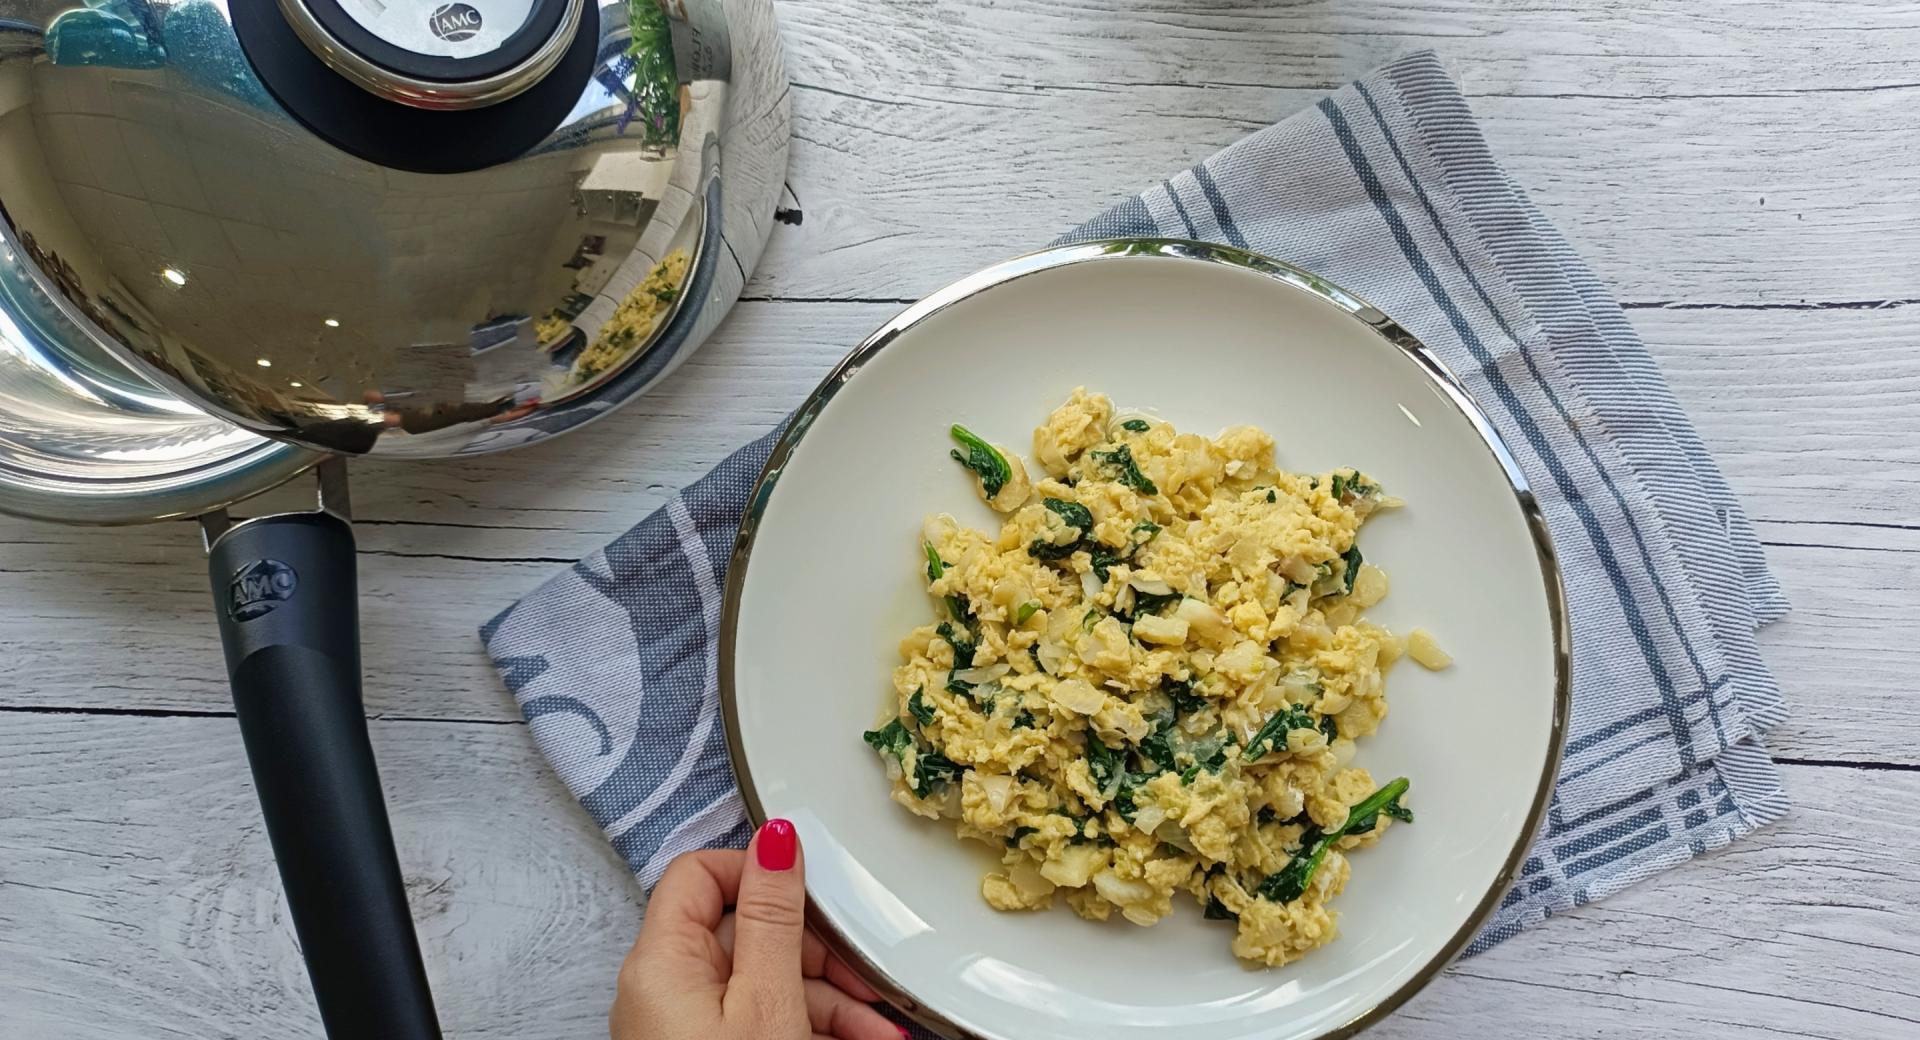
[717,238,1573,1040]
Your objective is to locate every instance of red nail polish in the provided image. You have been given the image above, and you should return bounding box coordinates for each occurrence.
[756,818,797,871]
[896,1026,911,1038]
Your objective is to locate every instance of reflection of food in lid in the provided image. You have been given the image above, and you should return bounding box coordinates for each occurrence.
[534,312,574,344]
[570,249,689,383]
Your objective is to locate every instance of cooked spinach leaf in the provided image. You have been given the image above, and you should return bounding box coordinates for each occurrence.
[1091,444,1158,495]
[1164,676,1208,716]
[1088,545,1128,582]
[1204,896,1239,921]
[908,687,936,727]
[1028,497,1095,560]
[863,720,961,799]
[1340,544,1363,594]
[1042,497,1094,531]
[1254,778,1411,903]
[1243,704,1322,761]
[1329,470,1378,503]
[949,424,1012,497]
[911,749,961,798]
[923,540,945,582]
[862,718,912,758]
[1015,600,1042,624]
[1086,736,1124,792]
[1120,419,1151,432]
[1131,588,1183,617]
[935,620,977,668]
[1136,714,1179,774]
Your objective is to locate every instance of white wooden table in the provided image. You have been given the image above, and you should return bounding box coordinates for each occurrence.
[5,2,1919,1037]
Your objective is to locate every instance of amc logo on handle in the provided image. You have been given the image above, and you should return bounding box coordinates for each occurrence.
[228,559,299,622]
[428,2,483,42]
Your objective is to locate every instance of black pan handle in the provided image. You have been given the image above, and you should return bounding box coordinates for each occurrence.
[207,511,441,1040]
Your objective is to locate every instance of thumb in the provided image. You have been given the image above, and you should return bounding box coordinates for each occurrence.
[724,818,808,1028]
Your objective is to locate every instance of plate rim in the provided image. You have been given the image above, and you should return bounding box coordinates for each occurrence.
[719,238,1572,1040]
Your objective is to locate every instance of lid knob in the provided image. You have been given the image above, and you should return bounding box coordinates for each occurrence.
[231,0,601,172]
[277,0,585,109]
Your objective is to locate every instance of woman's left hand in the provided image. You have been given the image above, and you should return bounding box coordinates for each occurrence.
[610,820,905,1040]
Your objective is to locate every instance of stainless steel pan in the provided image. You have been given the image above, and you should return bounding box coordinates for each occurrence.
[0,1,788,1034]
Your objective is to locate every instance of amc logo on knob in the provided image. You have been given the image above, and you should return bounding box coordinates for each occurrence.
[427,2,483,42]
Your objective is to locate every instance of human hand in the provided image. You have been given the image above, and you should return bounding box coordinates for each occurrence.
[611,819,906,1040]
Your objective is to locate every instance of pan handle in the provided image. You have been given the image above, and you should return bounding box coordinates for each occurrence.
[206,509,442,1040]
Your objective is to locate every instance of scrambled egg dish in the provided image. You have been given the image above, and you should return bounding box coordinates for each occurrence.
[863,389,1448,966]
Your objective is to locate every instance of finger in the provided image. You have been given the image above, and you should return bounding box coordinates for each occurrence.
[722,818,808,1026]
[633,849,748,984]
[717,916,883,1004]
[821,949,882,1003]
[797,924,882,1002]
[804,978,904,1040]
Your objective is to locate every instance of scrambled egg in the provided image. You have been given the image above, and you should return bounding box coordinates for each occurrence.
[863,388,1444,966]
[571,249,690,382]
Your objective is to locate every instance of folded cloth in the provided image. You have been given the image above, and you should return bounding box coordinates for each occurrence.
[480,50,1789,969]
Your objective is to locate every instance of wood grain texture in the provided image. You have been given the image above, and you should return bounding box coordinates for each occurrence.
[756,0,1920,306]
[2,0,1918,1036]
[0,714,641,1040]
[3,719,1913,1038]
[1376,762,1920,1040]
[0,308,1912,766]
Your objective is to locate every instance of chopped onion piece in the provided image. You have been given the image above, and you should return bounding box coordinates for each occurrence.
[1092,870,1153,907]
[1172,598,1230,642]
[1130,804,1168,835]
[1049,678,1106,715]
[972,772,1016,815]
[952,663,1011,685]
[1132,614,1190,645]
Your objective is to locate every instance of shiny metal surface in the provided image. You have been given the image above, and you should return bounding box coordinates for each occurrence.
[0,234,315,523]
[278,0,586,109]
[0,0,789,463]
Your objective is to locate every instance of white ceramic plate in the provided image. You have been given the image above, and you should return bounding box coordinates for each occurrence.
[722,241,1568,1040]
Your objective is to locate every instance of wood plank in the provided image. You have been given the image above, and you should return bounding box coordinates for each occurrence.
[745,0,1920,305]
[1631,307,1920,531]
[0,522,542,721]
[1,717,1912,1037]
[778,0,1920,98]
[0,303,1913,762]
[0,532,1907,761]
[0,297,1908,766]
[180,303,1920,551]
[0,714,641,1040]
[1373,767,1920,1040]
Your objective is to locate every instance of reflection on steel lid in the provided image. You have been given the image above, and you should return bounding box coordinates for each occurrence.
[0,0,790,459]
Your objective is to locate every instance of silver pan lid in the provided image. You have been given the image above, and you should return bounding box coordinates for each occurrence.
[0,0,788,468]
[0,244,313,524]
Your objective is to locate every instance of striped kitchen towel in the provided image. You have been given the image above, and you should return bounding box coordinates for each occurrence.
[480,50,1789,968]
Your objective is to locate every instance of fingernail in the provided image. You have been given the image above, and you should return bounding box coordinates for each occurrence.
[896,1027,911,1038]
[756,818,797,871]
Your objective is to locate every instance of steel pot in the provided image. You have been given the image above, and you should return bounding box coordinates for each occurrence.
[0,0,788,1035]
